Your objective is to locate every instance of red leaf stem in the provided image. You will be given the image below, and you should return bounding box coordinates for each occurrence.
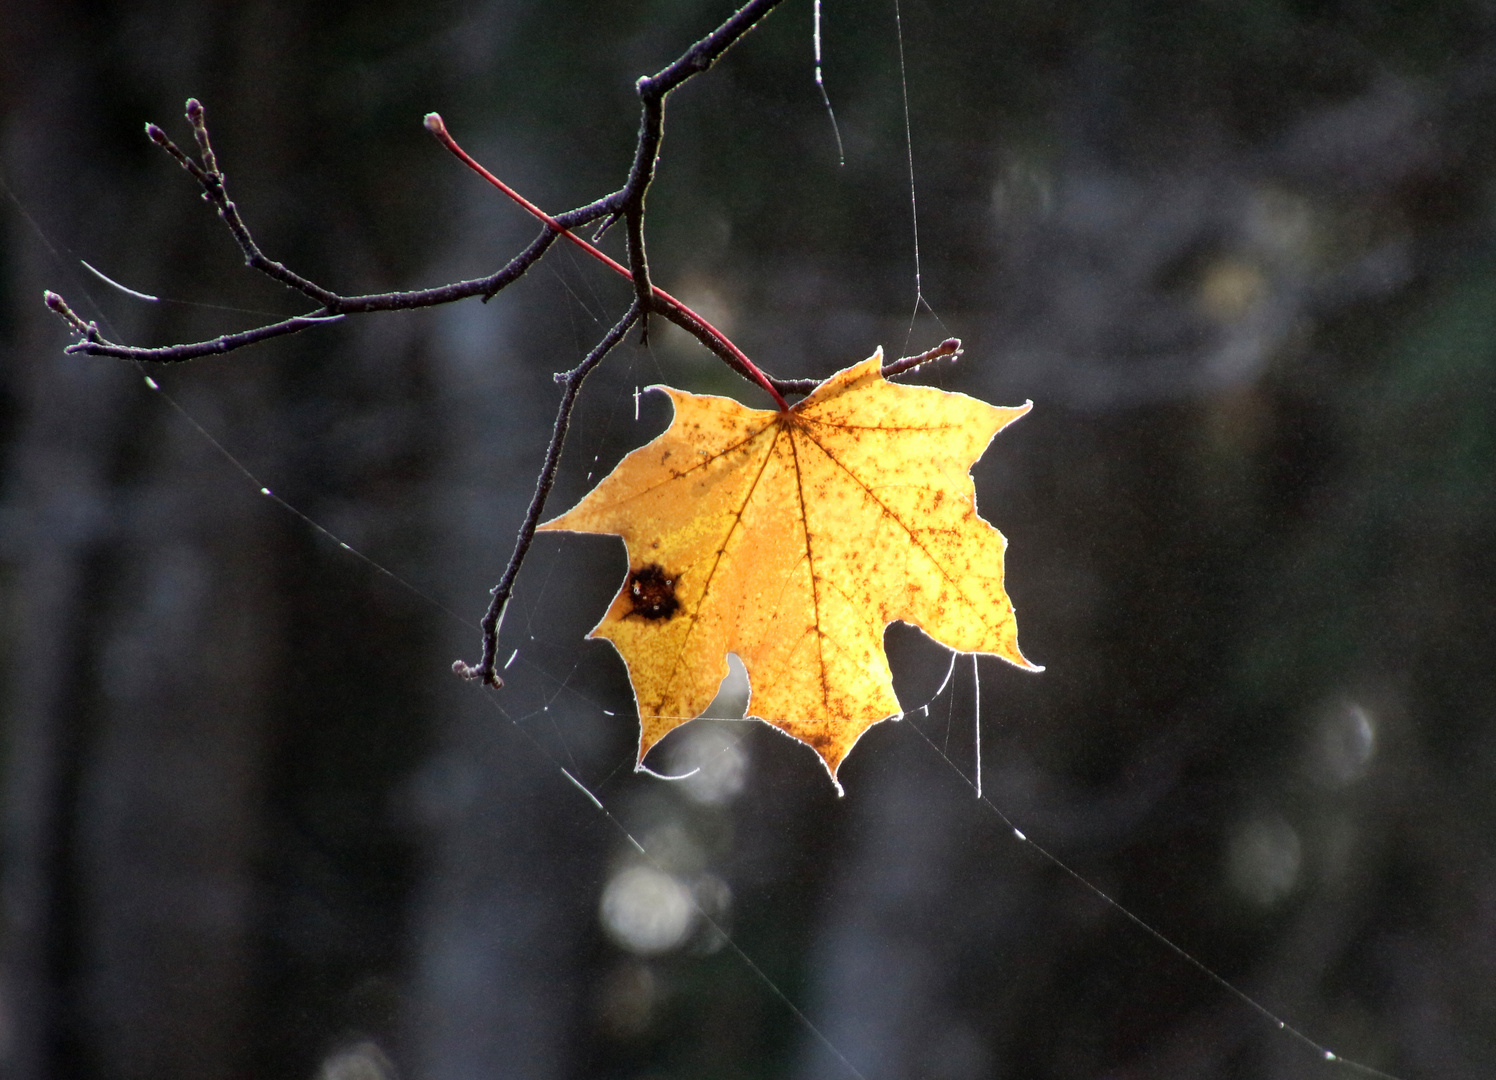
[425,113,789,412]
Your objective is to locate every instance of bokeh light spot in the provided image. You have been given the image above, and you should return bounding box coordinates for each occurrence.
[1228,815,1303,907]
[1315,701,1377,788]
[600,865,697,955]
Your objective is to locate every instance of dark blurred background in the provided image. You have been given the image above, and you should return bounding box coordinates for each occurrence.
[4,1,1496,1078]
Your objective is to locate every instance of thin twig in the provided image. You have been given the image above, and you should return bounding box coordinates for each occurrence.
[45,0,802,690]
[642,0,785,96]
[55,108,619,363]
[48,4,787,378]
[453,301,643,688]
[881,336,963,379]
[772,337,963,396]
[623,0,786,331]
[426,113,789,411]
[65,313,346,361]
[43,291,95,337]
[152,102,339,306]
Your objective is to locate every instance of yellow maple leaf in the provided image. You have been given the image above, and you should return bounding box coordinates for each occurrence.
[539,350,1041,788]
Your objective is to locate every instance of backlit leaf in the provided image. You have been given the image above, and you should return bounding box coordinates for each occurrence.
[540,351,1040,788]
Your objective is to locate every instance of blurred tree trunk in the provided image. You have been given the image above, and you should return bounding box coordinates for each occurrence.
[1,3,440,1078]
[402,144,618,1080]
[1,19,276,1080]
[0,6,285,1079]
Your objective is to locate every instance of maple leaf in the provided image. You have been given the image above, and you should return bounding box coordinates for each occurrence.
[539,350,1041,788]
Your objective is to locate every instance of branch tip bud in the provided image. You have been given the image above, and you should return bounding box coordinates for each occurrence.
[423,113,445,135]
[43,291,91,334]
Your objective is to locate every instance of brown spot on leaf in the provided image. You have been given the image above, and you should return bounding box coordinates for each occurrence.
[627,563,681,621]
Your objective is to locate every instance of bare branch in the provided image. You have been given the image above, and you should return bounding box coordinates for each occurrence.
[48,4,788,380]
[454,301,644,688]
[152,100,339,306]
[427,113,789,410]
[622,0,787,333]
[45,0,807,692]
[43,291,96,337]
[771,338,964,397]
[55,197,617,363]
[879,337,962,380]
[64,313,346,361]
[641,0,786,97]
